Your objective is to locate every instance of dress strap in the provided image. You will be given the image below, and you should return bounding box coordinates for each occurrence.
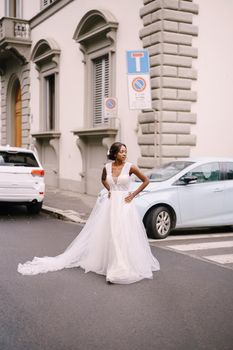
[123,162,132,175]
[105,162,112,175]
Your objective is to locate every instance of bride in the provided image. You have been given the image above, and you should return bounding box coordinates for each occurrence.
[18,142,160,284]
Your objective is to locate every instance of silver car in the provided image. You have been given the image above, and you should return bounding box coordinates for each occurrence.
[0,146,45,214]
[133,158,233,239]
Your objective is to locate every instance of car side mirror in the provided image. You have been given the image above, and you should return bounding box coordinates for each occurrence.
[180,175,198,184]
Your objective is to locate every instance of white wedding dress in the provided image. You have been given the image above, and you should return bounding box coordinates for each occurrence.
[18,162,160,284]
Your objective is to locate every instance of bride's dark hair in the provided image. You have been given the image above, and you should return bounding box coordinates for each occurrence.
[108,142,127,161]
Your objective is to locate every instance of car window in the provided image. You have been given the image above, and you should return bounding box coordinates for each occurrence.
[135,161,194,182]
[224,162,233,180]
[182,162,221,183]
[0,151,39,167]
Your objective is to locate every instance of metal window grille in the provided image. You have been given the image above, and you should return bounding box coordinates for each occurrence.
[93,55,109,127]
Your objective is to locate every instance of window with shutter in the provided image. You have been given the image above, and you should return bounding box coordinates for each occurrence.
[5,0,22,18]
[41,0,56,9]
[93,55,109,127]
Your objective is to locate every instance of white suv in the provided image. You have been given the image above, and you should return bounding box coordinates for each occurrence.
[0,146,45,214]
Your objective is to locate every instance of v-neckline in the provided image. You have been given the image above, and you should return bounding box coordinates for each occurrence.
[111,162,126,184]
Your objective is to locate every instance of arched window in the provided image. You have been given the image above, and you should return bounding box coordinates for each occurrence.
[31,38,60,132]
[73,9,118,129]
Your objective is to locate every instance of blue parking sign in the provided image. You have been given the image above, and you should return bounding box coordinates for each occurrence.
[126,50,149,74]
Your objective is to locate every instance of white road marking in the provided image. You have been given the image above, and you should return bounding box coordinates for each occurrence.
[148,232,233,243]
[167,240,233,251]
[203,254,233,264]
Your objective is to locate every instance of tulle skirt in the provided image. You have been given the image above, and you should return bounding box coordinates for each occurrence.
[17,191,160,284]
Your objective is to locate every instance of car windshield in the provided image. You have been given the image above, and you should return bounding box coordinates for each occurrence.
[135,161,194,182]
[0,151,39,167]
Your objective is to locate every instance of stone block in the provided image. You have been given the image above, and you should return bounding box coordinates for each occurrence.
[158,122,190,134]
[162,99,191,111]
[150,54,192,68]
[177,134,196,145]
[140,145,150,156]
[1,105,6,113]
[22,107,30,116]
[22,76,30,87]
[163,0,179,10]
[163,65,178,77]
[160,111,177,122]
[177,90,197,101]
[142,36,151,48]
[163,32,192,45]
[149,124,155,133]
[161,77,192,89]
[138,157,156,168]
[161,145,190,157]
[22,115,29,123]
[179,1,199,14]
[152,88,177,100]
[179,45,198,57]
[163,20,179,32]
[22,100,29,109]
[141,124,150,134]
[142,13,152,26]
[177,112,197,123]
[178,67,197,79]
[140,1,161,17]
[22,92,30,100]
[162,9,193,23]
[138,112,157,123]
[22,121,30,129]
[164,54,192,67]
[138,135,155,145]
[163,43,179,54]
[151,32,163,45]
[143,0,153,4]
[140,21,162,38]
[179,23,198,36]
[22,129,29,137]
[160,134,177,145]
[152,100,162,110]
[141,145,155,156]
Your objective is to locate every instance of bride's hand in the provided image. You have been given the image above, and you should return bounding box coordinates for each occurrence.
[125,192,135,203]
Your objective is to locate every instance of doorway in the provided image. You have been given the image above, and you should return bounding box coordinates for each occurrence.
[14,82,22,147]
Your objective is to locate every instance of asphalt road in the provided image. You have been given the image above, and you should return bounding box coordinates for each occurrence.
[0,207,233,350]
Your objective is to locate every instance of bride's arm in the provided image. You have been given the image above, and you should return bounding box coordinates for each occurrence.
[125,165,149,203]
[101,167,110,194]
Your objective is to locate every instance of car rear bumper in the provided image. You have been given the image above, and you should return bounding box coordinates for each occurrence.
[0,191,44,203]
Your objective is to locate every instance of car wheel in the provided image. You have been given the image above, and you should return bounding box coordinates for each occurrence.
[27,201,42,214]
[146,206,172,239]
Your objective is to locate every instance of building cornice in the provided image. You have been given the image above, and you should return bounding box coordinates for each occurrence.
[30,0,74,29]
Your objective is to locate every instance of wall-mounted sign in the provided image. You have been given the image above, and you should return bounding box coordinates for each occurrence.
[104,97,117,118]
[126,50,152,110]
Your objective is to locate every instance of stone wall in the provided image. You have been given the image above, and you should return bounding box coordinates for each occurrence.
[138,0,198,168]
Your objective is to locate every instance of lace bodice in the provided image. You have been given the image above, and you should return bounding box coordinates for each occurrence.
[105,162,132,191]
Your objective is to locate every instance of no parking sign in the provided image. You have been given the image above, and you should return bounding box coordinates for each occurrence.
[126,50,152,110]
[104,97,117,118]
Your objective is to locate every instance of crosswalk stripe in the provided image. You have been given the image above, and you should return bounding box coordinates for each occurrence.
[148,232,233,243]
[203,254,233,264]
[167,240,233,251]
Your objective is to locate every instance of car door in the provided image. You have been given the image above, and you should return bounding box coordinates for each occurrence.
[176,162,225,227]
[222,162,233,223]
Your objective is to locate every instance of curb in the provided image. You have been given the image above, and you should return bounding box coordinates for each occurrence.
[42,205,87,224]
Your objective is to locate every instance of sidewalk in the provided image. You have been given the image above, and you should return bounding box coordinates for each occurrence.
[42,187,97,224]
